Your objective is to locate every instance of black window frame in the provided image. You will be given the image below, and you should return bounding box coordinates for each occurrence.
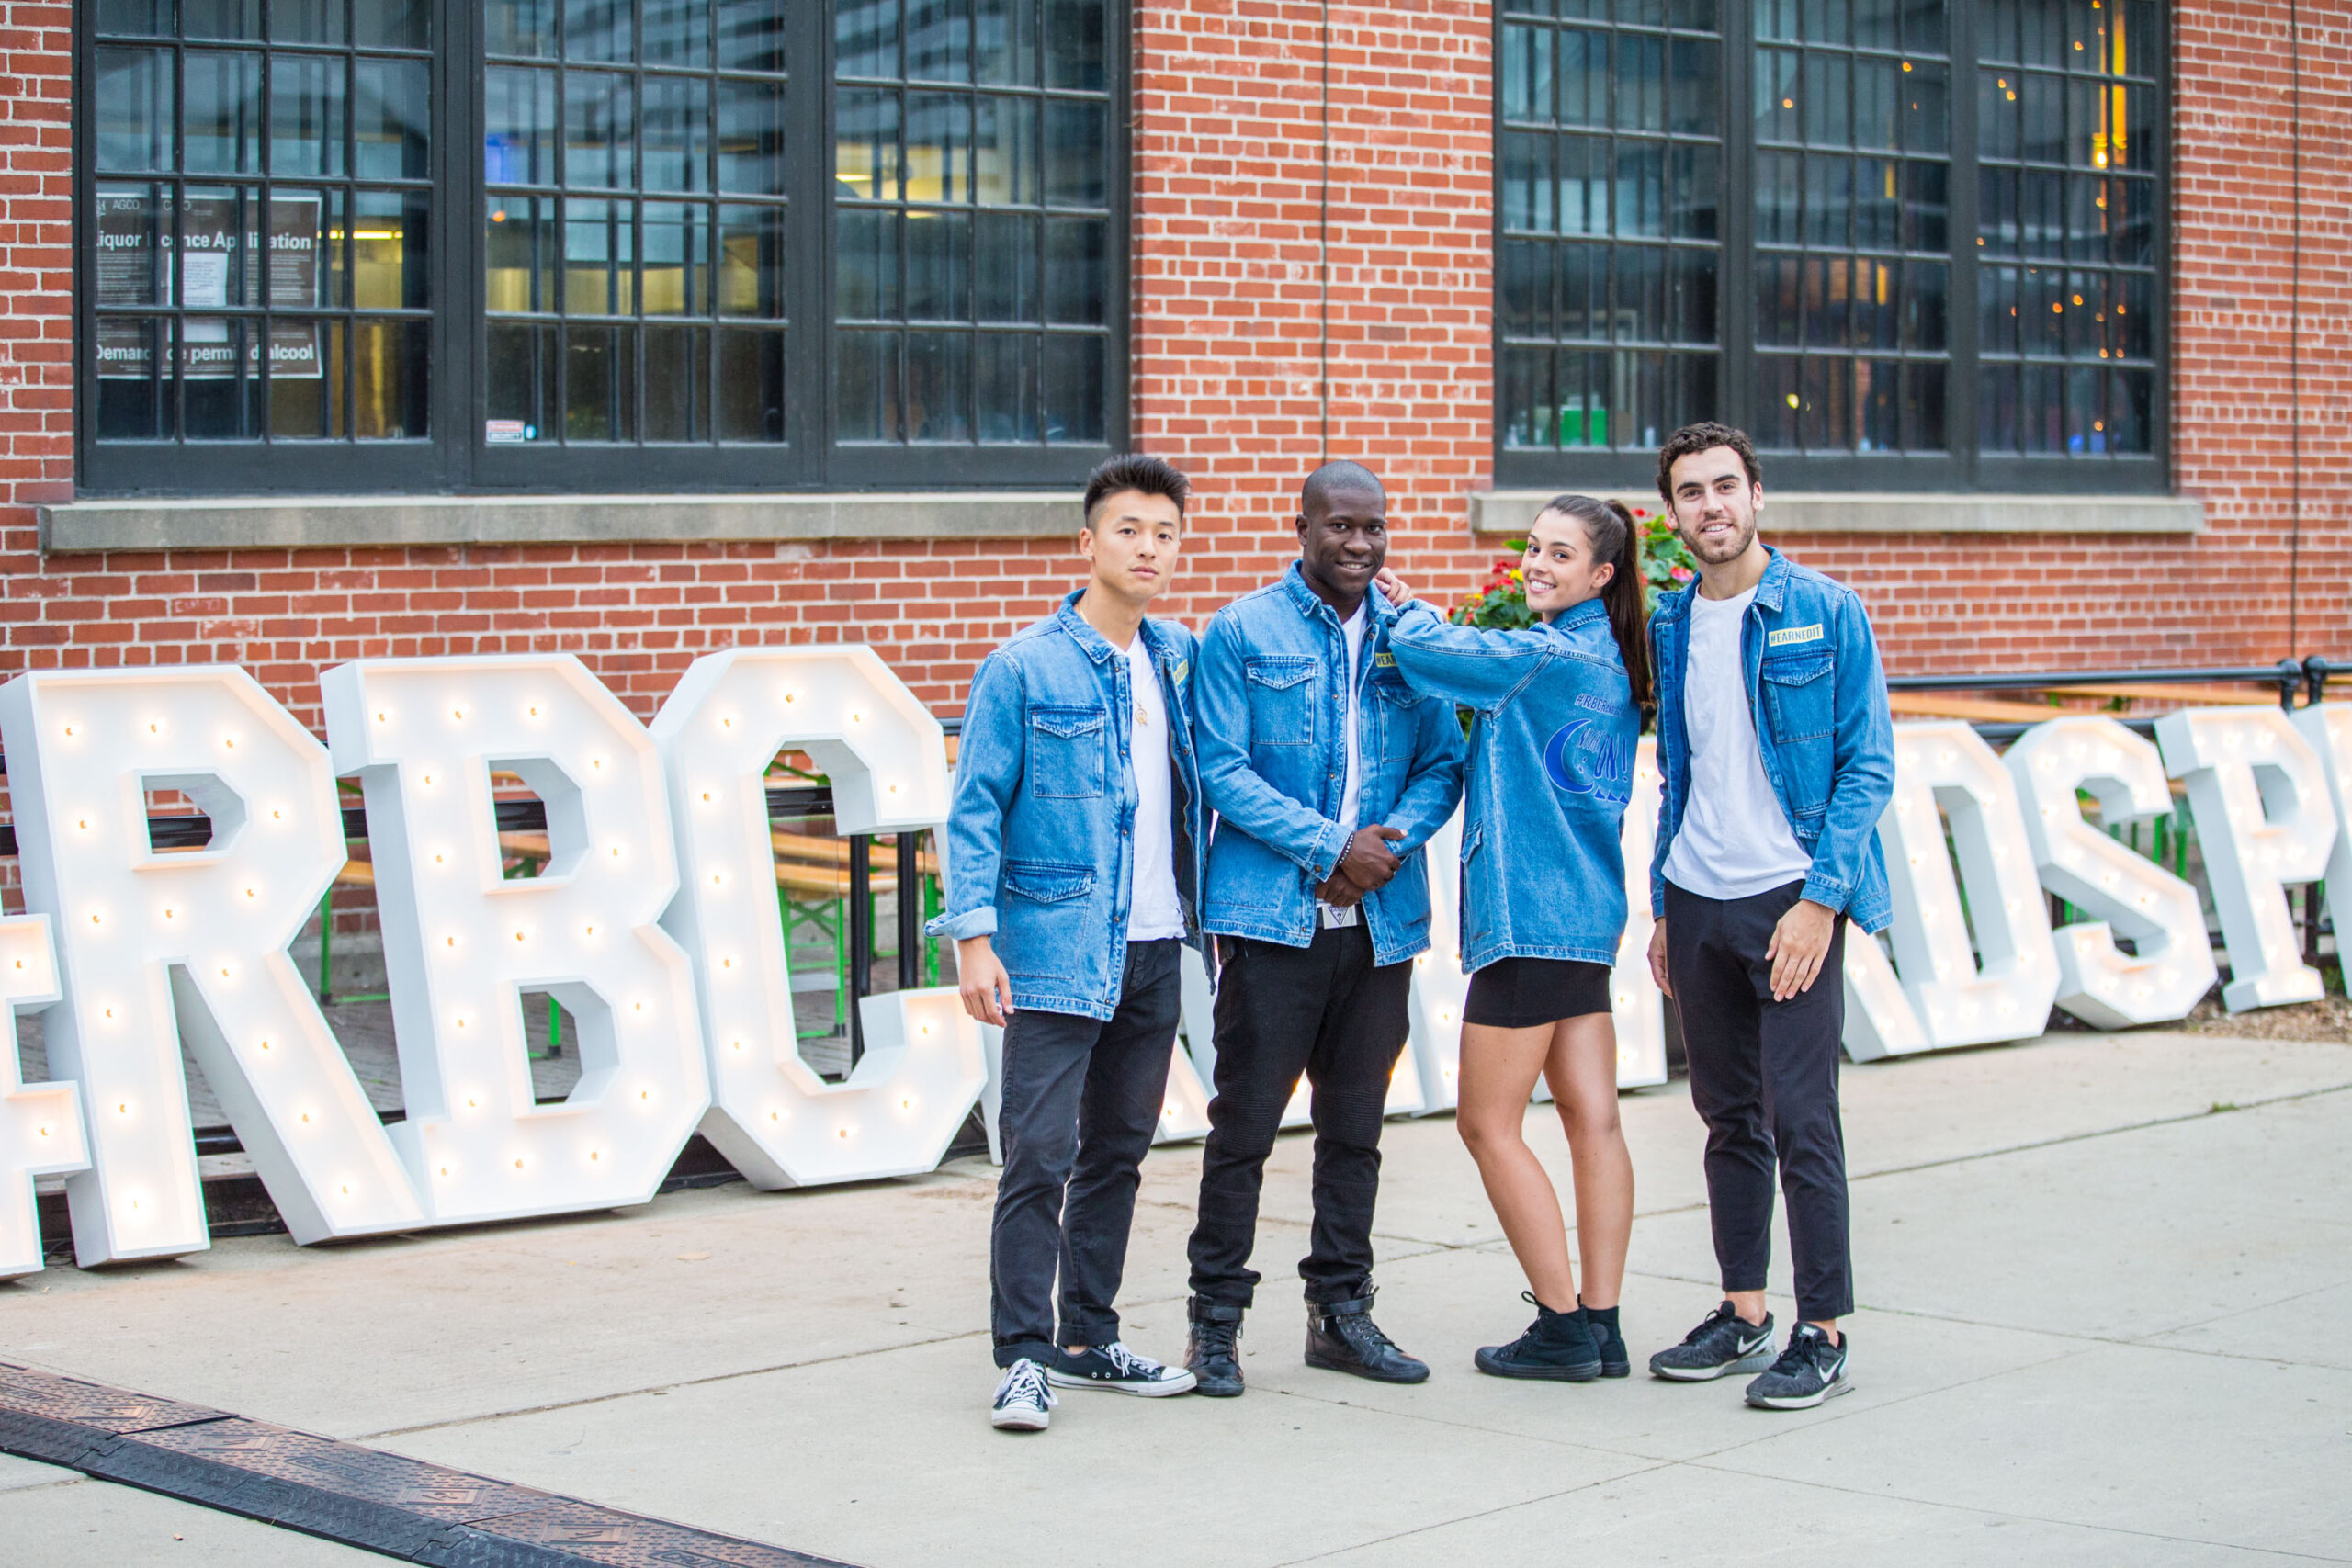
[1494,0,2170,496]
[72,0,1131,498]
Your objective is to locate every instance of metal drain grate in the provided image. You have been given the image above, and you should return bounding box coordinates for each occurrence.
[0,1360,857,1566]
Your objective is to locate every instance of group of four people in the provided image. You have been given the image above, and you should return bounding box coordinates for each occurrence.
[930,422,1898,1433]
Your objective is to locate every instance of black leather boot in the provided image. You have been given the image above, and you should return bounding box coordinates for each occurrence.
[1305,1291,1430,1384]
[1185,1297,1247,1398]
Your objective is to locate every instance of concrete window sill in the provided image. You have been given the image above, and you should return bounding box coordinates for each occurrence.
[36,492,1080,553]
[1469,491,2205,537]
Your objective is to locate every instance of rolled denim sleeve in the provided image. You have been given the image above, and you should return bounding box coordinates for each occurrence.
[1386,602,1550,711]
[1193,610,1348,880]
[1799,592,1896,919]
[925,651,1023,941]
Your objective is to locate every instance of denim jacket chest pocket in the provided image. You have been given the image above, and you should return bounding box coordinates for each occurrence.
[1369,676,1425,762]
[1028,703,1108,799]
[1244,656,1317,748]
[1758,652,1835,817]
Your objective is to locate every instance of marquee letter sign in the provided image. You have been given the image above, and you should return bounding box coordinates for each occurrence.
[322,656,708,1224]
[2290,705,2352,953]
[2155,708,2334,1010]
[0,668,424,1264]
[1878,723,2063,1049]
[650,648,983,1187]
[2006,716,2216,1028]
[0,915,85,1280]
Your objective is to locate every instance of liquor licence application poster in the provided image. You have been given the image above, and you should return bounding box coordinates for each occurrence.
[95,187,325,380]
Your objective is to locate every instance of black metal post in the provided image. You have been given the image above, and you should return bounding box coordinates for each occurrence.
[848,835,872,1065]
[2306,655,2331,707]
[2277,658,2303,711]
[896,830,922,991]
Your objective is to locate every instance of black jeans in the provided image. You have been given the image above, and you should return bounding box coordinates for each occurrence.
[1187,923,1413,1309]
[1664,879,1855,1323]
[989,939,1182,1369]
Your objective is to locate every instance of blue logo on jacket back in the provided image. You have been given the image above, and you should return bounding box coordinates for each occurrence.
[1542,718,1633,805]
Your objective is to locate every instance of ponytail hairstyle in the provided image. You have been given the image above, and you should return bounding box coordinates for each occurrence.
[1538,493,1653,708]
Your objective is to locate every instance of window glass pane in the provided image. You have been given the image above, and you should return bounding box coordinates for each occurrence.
[1902,360,1945,450]
[718,327,786,440]
[565,324,636,440]
[489,320,556,435]
[835,87,899,200]
[1668,142,1718,239]
[356,59,430,179]
[1560,242,1604,338]
[910,0,973,83]
[1502,132,1553,231]
[643,0,710,68]
[487,0,558,56]
[1042,100,1104,207]
[1756,49,1800,141]
[977,333,1039,440]
[909,93,973,203]
[1854,56,1898,150]
[1042,0,1104,90]
[643,201,709,315]
[96,48,175,172]
[564,71,636,190]
[1618,245,1665,342]
[185,0,262,39]
[838,0,899,77]
[1618,33,1665,131]
[908,210,970,320]
[837,208,899,320]
[644,325,711,437]
[718,79,786,195]
[489,194,558,312]
[1500,239,1550,337]
[270,53,345,177]
[976,96,1037,204]
[1854,0,1900,50]
[186,51,263,174]
[564,0,633,62]
[836,327,899,438]
[1615,141,1664,237]
[270,318,340,437]
[354,188,429,310]
[1560,134,1605,233]
[564,197,635,315]
[717,0,788,71]
[1501,344,1554,448]
[487,67,559,183]
[907,330,971,439]
[643,76,713,193]
[1901,60,1947,153]
[1668,38,1719,135]
[352,318,428,436]
[1501,24,1552,122]
[97,0,173,36]
[975,211,1038,321]
[1044,217,1104,325]
[1041,334,1103,441]
[1558,28,1606,126]
[976,0,1038,85]
[1802,50,1849,145]
[356,0,431,50]
[718,203,787,318]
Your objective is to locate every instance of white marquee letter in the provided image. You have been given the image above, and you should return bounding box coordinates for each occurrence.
[0,916,85,1280]
[2006,716,2215,1028]
[1879,722,2062,1048]
[0,668,423,1263]
[1610,739,1668,1088]
[2292,704,2352,946]
[2156,707,2334,1011]
[650,648,982,1187]
[323,656,707,1223]
[1404,806,1470,1111]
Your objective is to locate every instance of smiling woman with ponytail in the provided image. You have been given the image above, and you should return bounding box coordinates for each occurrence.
[1375,494,1647,1385]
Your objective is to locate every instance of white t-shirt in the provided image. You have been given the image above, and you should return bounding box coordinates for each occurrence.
[1318,603,1369,925]
[1124,635,1187,941]
[1660,586,1815,902]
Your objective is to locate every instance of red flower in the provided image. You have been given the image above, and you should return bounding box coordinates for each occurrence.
[1670,565,1694,582]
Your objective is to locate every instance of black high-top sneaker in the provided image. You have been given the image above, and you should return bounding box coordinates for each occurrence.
[1581,1299,1630,1379]
[1474,1292,1602,1382]
[1305,1291,1430,1384]
[1185,1297,1247,1398]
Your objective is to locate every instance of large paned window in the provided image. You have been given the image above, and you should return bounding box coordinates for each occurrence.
[75,0,1128,496]
[1497,0,2166,492]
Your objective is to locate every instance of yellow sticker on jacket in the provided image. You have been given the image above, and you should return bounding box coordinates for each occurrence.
[1170,659,1191,686]
[1768,624,1825,648]
[1374,651,1396,668]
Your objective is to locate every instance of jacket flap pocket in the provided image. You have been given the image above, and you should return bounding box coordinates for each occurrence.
[1460,822,1485,863]
[1370,675,1421,706]
[1030,704,1107,739]
[1760,654,1833,687]
[1002,860,1095,903]
[1244,657,1316,691]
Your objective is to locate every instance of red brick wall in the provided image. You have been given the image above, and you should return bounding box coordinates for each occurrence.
[0,0,2345,737]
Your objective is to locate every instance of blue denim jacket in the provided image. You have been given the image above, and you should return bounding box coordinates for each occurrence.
[1388,598,1640,972]
[927,592,1205,1021]
[1648,547,1896,933]
[1194,564,1467,964]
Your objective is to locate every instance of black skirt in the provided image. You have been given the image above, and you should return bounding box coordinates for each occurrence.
[1462,957,1615,1029]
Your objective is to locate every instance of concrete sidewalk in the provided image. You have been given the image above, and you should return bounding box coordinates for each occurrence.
[5,1028,2349,1566]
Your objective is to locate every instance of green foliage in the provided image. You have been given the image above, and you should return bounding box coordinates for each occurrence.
[1448,505,1699,628]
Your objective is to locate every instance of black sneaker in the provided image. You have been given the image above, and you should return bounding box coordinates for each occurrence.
[1581,1301,1631,1379]
[1047,1341,1197,1397]
[1745,1324,1852,1410]
[1647,1301,1777,1382]
[1185,1298,1247,1398]
[1305,1292,1430,1384]
[990,1358,1057,1431]
[1473,1292,1601,1382]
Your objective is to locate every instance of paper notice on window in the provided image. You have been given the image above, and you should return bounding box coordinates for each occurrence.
[93,188,324,379]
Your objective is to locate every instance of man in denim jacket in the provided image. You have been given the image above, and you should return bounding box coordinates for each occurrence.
[1639,423,1895,1412]
[930,456,1206,1430]
[1180,461,1466,1395]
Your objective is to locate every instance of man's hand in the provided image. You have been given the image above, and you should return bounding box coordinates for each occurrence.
[1373,567,1413,607]
[1766,898,1838,1002]
[956,935,1016,1026]
[1647,918,1672,998]
[1315,871,1364,907]
[1339,825,1406,891]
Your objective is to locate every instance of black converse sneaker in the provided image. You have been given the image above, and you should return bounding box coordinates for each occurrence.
[1048,1341,1198,1396]
[1745,1324,1852,1410]
[1647,1301,1777,1382]
[991,1358,1057,1431]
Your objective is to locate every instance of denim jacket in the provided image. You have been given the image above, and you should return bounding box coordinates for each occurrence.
[1648,547,1896,933]
[1387,598,1640,972]
[1194,563,1467,964]
[927,591,1205,1021]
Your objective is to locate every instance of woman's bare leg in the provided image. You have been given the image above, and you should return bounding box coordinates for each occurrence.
[1542,1013,1634,1310]
[1456,1021,1577,1311]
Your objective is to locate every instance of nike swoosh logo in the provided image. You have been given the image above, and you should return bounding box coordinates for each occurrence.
[1740,1334,1770,1354]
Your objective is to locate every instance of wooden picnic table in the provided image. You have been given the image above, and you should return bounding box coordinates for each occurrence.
[1887,692,2064,724]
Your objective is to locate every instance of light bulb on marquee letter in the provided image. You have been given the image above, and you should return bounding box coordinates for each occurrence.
[2006,716,2215,1028]
[323,656,708,1222]
[0,916,88,1280]
[2157,707,2334,1011]
[650,648,982,1187]
[0,668,424,1263]
[2291,704,2352,950]
[1876,722,2062,1050]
